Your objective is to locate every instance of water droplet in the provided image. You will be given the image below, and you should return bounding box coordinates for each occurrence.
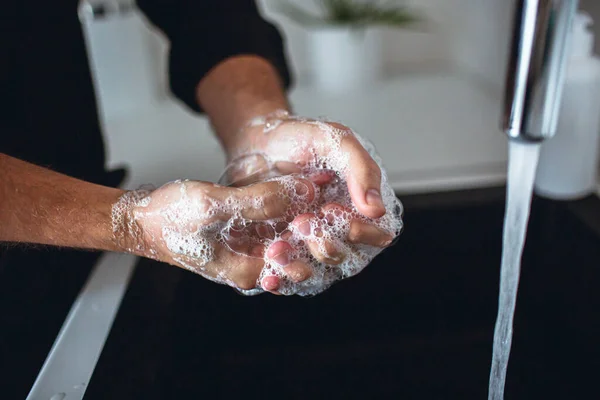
[49,393,66,400]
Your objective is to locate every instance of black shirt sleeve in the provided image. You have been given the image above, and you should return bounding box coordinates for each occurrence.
[136,0,292,113]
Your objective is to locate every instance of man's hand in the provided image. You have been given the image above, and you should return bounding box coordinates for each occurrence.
[237,114,387,218]
[118,178,316,292]
[223,113,395,266]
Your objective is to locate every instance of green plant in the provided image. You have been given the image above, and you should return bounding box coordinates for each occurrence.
[278,0,418,29]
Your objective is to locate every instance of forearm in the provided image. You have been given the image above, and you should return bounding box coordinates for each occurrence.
[196,55,290,156]
[0,153,125,251]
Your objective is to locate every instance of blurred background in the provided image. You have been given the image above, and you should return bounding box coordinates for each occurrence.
[79,0,599,195]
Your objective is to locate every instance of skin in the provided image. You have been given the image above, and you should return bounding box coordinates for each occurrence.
[0,55,391,293]
[131,178,318,290]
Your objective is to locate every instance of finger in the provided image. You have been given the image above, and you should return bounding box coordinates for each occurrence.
[264,242,312,291]
[266,240,293,266]
[216,178,316,221]
[261,120,383,215]
[266,241,313,282]
[348,220,393,248]
[261,261,311,295]
[339,132,385,219]
[292,214,345,265]
[261,275,282,294]
[274,161,302,175]
[321,202,392,247]
[178,242,264,291]
[292,213,316,236]
[216,244,265,290]
[277,121,385,218]
[306,236,345,265]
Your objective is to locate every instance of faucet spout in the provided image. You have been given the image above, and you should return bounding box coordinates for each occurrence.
[502,0,579,142]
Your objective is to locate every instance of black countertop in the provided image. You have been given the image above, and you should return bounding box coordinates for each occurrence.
[3,187,600,399]
[88,188,600,399]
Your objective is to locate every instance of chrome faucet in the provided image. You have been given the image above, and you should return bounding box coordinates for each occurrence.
[503,0,579,142]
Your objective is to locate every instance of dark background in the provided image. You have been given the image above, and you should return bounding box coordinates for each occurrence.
[4,187,598,399]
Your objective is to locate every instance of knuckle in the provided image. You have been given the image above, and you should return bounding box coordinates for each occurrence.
[288,267,311,282]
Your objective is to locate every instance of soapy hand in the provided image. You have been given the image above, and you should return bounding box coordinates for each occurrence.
[226,111,398,271]
[232,111,387,217]
[112,112,402,296]
[112,178,316,292]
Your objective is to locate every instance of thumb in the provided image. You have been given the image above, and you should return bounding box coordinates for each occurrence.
[341,135,385,219]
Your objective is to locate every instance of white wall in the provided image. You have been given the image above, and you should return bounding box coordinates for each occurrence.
[90,0,517,191]
[258,0,455,81]
[258,0,513,88]
[88,0,600,119]
[85,0,518,121]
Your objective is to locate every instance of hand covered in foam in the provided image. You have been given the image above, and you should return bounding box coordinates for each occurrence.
[111,178,318,292]
[219,110,404,295]
[231,110,390,218]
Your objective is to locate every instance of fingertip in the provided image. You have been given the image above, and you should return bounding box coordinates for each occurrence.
[364,189,386,218]
[261,275,281,292]
[292,213,315,236]
[292,213,315,224]
[349,181,386,219]
[266,241,293,258]
[342,135,386,218]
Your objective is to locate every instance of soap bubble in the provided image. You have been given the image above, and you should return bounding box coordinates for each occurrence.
[219,129,404,296]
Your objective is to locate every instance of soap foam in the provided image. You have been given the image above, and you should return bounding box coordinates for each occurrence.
[226,114,403,296]
[112,114,403,296]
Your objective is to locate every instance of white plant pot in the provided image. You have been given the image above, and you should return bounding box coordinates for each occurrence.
[308,27,383,93]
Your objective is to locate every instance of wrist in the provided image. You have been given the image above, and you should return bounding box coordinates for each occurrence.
[111,189,154,258]
[224,108,292,159]
[195,55,291,157]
